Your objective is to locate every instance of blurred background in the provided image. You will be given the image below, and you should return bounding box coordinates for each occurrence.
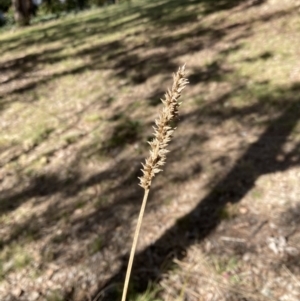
[1,0,300,300]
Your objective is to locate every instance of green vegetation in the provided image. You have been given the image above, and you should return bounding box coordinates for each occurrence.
[218,203,239,220]
[46,290,64,301]
[128,286,162,301]
[0,245,32,279]
[88,236,103,254]
[0,0,131,29]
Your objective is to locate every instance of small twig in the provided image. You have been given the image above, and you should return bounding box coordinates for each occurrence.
[220,236,246,243]
[251,219,268,237]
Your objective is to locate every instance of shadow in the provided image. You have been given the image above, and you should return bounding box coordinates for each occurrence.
[243,51,273,63]
[2,82,299,299]
[98,85,300,299]
[0,0,255,104]
[282,202,300,227]
[188,61,231,85]
[0,0,295,111]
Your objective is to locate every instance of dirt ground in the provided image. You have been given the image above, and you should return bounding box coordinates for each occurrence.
[1,0,300,300]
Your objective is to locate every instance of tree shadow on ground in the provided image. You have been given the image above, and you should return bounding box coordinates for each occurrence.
[0,57,272,215]
[1,81,299,300]
[98,84,300,299]
[1,67,299,301]
[0,0,272,106]
[1,0,285,122]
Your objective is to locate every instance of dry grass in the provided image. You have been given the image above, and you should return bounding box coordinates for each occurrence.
[122,66,188,301]
[139,66,188,190]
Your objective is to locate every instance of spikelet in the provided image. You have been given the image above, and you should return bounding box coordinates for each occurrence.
[139,65,188,190]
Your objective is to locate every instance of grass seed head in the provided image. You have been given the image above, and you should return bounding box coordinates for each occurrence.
[139,65,188,190]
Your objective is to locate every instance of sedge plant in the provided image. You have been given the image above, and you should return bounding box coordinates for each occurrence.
[121,66,188,301]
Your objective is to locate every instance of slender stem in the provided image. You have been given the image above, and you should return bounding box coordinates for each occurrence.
[121,189,150,301]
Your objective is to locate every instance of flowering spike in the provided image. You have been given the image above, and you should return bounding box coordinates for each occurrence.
[139,65,188,189]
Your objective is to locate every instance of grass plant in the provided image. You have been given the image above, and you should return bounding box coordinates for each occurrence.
[121,66,188,301]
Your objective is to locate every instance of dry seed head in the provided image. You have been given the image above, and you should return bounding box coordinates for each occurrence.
[139,65,188,190]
